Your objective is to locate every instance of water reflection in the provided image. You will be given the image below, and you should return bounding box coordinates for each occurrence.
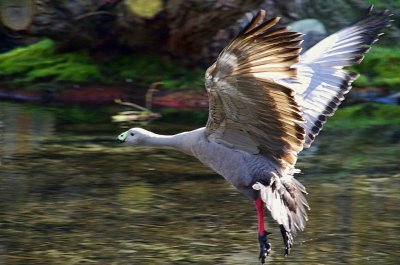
[0,102,399,264]
[0,103,53,162]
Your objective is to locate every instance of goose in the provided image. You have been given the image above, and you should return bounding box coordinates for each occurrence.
[117,7,391,264]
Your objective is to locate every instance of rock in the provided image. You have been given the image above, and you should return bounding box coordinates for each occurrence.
[288,19,327,51]
[0,0,34,30]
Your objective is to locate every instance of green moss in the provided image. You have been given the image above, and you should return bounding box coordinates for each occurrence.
[0,39,204,90]
[0,39,104,83]
[353,46,400,90]
[6,39,396,93]
[363,0,400,7]
[325,103,400,130]
[107,54,204,89]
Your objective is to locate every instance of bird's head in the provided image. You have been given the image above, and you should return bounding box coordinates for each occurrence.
[117,128,152,145]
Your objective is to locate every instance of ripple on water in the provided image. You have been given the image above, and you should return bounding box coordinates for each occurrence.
[1,102,400,264]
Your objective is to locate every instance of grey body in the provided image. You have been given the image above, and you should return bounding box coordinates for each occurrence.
[188,127,280,200]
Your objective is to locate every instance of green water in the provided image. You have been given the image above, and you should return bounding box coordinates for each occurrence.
[0,102,399,264]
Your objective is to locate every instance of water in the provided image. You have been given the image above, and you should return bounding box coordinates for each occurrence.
[1,102,399,264]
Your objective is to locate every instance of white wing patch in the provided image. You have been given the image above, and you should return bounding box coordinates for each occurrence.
[280,9,391,148]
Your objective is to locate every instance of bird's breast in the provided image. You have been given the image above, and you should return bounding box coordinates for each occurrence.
[191,138,276,190]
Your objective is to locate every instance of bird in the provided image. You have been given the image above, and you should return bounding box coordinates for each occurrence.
[117,6,391,264]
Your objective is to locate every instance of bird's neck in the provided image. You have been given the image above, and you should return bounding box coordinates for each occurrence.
[144,128,205,155]
[145,134,179,148]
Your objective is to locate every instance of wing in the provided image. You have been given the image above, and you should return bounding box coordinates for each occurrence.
[205,10,305,166]
[281,7,392,148]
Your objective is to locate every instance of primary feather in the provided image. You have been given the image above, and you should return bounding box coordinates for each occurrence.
[280,7,392,147]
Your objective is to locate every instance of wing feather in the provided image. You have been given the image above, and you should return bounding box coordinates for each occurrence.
[279,7,391,148]
[205,11,305,166]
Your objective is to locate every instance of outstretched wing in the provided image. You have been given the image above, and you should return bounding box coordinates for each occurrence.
[205,10,305,166]
[281,7,392,148]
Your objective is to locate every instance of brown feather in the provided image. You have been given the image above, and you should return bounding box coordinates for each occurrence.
[205,10,305,167]
[239,10,267,35]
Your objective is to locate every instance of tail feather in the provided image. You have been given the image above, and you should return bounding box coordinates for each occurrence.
[253,173,310,234]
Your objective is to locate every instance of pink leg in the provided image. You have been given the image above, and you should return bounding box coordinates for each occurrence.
[253,198,265,235]
[254,198,270,263]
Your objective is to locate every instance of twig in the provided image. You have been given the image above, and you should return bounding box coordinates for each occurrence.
[74,11,115,22]
[114,99,149,112]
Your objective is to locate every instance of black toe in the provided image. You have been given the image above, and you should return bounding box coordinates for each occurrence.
[258,231,271,264]
[280,225,293,256]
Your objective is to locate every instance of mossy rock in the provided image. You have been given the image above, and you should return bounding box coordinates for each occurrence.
[0,0,34,30]
[2,37,396,93]
[0,39,204,89]
[0,39,104,83]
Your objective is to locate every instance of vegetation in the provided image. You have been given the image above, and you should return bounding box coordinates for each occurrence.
[353,45,400,90]
[125,0,163,18]
[364,0,400,7]
[325,103,400,130]
[1,38,399,92]
[107,54,204,90]
[0,39,103,84]
[0,39,204,90]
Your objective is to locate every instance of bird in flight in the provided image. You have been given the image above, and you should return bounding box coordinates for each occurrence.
[117,6,391,264]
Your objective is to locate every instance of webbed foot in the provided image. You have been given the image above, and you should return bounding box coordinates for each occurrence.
[258,231,271,264]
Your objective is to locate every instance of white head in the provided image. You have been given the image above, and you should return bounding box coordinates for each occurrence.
[117,128,152,145]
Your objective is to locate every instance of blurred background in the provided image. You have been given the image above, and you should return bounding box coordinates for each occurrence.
[0,0,399,264]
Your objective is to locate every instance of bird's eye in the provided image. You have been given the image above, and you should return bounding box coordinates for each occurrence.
[130,133,135,136]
